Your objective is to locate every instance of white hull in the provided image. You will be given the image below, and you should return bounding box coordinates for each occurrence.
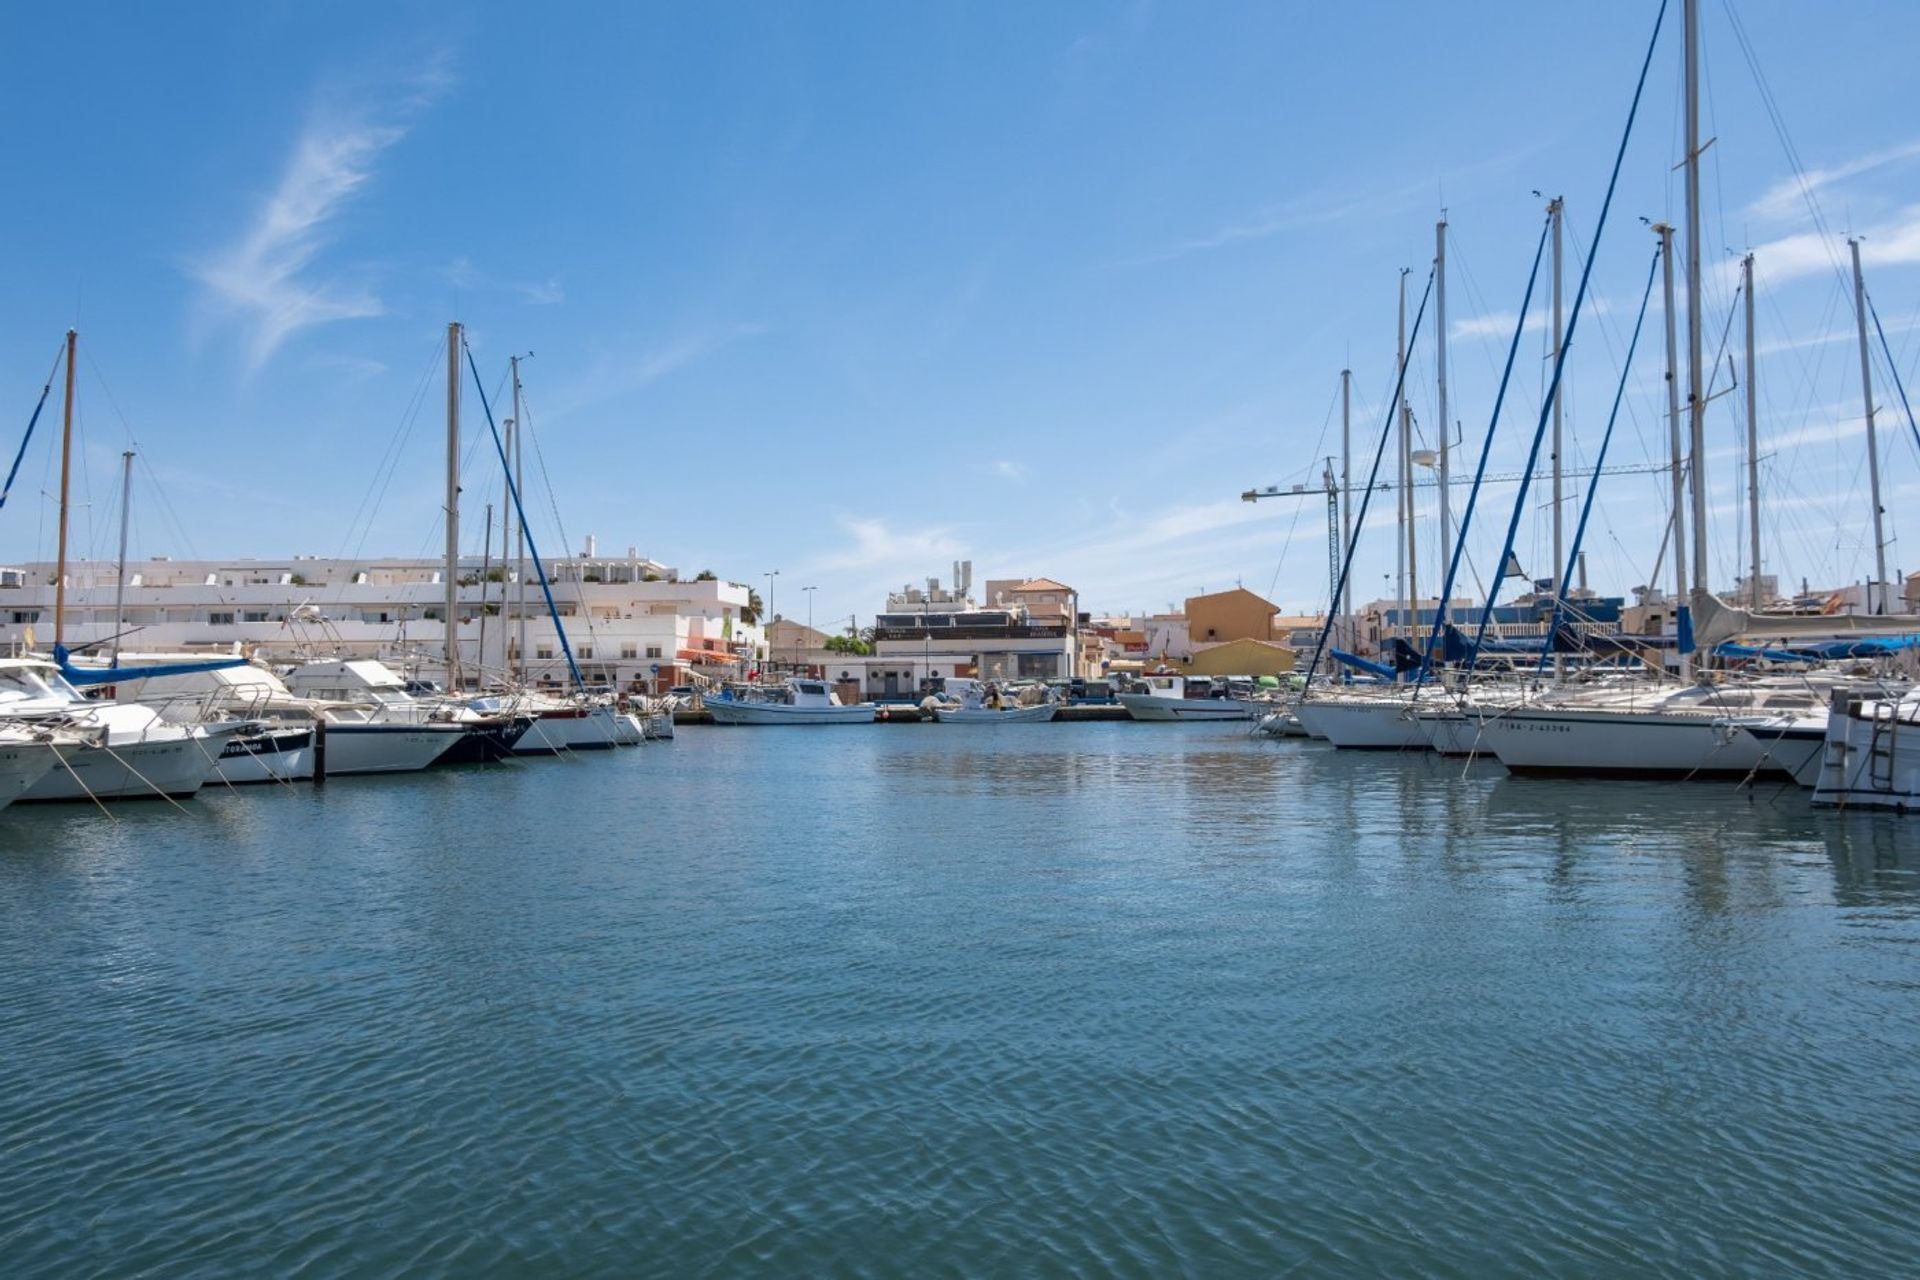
[0,740,65,810]
[1293,698,1427,750]
[213,728,315,784]
[1479,707,1782,780]
[23,733,227,802]
[512,706,643,753]
[1738,723,1827,788]
[320,723,464,775]
[1812,697,1920,811]
[1118,695,1256,722]
[1253,710,1308,738]
[641,712,674,740]
[933,703,1058,724]
[706,700,876,725]
[1413,708,1493,757]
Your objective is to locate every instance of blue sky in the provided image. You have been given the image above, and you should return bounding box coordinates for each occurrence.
[3,1,1918,629]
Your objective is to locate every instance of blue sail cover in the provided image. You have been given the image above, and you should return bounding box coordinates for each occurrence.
[1329,649,1397,680]
[53,644,248,688]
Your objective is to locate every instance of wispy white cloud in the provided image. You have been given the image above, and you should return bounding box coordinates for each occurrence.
[808,516,965,574]
[1728,204,1920,293]
[993,459,1027,482]
[1451,297,1611,343]
[191,54,454,370]
[443,256,564,306]
[1747,138,1920,222]
[544,322,768,419]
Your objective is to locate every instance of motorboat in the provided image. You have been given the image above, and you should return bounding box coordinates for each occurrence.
[932,683,1058,723]
[0,658,244,801]
[704,678,876,725]
[86,656,464,777]
[281,660,534,762]
[1118,674,1258,722]
[1812,688,1920,811]
[0,723,80,811]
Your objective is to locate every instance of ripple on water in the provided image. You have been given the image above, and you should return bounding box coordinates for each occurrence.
[0,725,1917,1276]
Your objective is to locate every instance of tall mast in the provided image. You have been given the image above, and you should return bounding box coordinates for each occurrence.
[511,355,528,679]
[1434,218,1451,626]
[1655,222,1690,678]
[53,329,76,649]
[500,414,513,674]
[1340,367,1353,638]
[1684,0,1710,601]
[1548,196,1566,604]
[1396,269,1410,648]
[1850,237,1887,612]
[445,321,462,688]
[111,450,133,669]
[1743,252,1761,609]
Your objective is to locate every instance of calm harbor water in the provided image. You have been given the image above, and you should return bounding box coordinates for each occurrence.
[2,723,1917,1277]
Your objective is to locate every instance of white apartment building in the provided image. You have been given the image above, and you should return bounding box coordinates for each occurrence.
[0,552,764,693]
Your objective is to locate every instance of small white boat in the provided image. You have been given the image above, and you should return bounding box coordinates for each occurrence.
[1118,675,1258,722]
[705,678,877,725]
[933,699,1057,724]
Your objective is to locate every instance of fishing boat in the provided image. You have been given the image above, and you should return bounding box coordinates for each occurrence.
[705,678,876,725]
[932,686,1058,724]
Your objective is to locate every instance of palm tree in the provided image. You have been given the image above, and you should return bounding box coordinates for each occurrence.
[741,589,764,626]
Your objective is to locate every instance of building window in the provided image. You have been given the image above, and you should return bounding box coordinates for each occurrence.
[620,645,638,660]
[645,645,662,659]
[578,646,593,659]
[208,612,235,626]
[9,611,38,624]
[537,646,554,660]
[243,611,270,623]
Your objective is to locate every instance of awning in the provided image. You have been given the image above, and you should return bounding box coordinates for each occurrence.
[676,648,741,664]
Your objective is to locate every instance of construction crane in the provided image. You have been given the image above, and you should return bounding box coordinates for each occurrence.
[1240,459,1674,614]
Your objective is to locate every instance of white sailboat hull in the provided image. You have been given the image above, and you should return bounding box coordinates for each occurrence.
[1737,722,1828,788]
[1293,698,1427,750]
[1413,709,1490,757]
[1479,707,1783,780]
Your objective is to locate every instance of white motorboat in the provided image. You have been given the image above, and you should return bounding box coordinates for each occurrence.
[933,698,1057,724]
[282,660,533,762]
[0,659,242,801]
[1812,689,1920,811]
[212,725,316,784]
[1118,675,1258,722]
[0,724,76,811]
[100,656,465,776]
[474,696,643,753]
[705,678,877,725]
